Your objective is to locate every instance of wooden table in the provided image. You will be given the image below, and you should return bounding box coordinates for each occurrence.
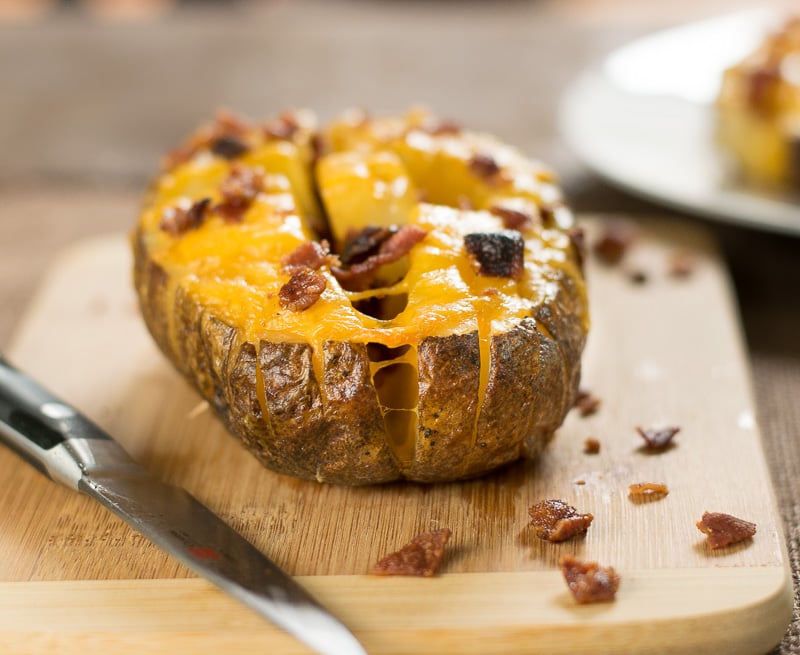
[0,1,798,652]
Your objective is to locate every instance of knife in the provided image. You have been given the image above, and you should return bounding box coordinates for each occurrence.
[0,354,367,655]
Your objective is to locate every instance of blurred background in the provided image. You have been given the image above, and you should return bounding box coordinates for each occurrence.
[1,0,799,650]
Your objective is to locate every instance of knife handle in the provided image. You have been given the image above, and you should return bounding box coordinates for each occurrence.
[0,354,116,489]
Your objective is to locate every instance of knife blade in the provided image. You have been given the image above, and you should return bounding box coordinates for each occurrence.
[0,354,367,655]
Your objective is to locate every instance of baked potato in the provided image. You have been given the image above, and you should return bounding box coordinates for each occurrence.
[132,107,588,484]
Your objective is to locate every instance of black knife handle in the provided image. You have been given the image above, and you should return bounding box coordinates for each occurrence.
[0,354,112,487]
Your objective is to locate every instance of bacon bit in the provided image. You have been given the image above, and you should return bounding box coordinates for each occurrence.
[213,108,250,137]
[464,231,524,280]
[469,153,501,180]
[281,240,336,274]
[568,225,586,269]
[593,219,638,264]
[637,426,680,452]
[559,555,620,604]
[213,163,265,223]
[575,389,601,417]
[278,269,327,311]
[583,438,601,454]
[668,250,694,278]
[333,225,427,289]
[628,482,669,501]
[263,113,300,140]
[490,205,534,231]
[528,499,594,542]
[210,134,249,159]
[371,528,452,577]
[159,198,211,236]
[696,512,756,549]
[628,269,648,285]
[162,109,250,170]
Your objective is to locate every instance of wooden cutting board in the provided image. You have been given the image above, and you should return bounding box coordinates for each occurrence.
[0,216,791,654]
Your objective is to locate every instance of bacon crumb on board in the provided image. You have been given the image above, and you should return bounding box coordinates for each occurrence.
[583,438,601,454]
[628,482,669,501]
[575,389,601,417]
[696,512,756,549]
[281,240,336,274]
[371,528,452,577]
[528,499,593,542]
[669,250,695,278]
[559,555,620,604]
[593,218,638,264]
[636,425,680,451]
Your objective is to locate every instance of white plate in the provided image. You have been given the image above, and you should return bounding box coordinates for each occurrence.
[560,9,800,235]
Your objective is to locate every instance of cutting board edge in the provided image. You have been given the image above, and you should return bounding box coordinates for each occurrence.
[0,566,791,655]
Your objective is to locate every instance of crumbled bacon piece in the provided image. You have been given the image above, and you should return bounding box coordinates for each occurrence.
[464,230,524,280]
[668,250,695,278]
[333,225,427,290]
[371,528,452,577]
[210,134,249,159]
[696,512,756,549]
[214,163,265,223]
[593,219,638,264]
[490,205,534,231]
[159,198,211,236]
[528,499,593,542]
[628,269,648,285]
[628,482,669,501]
[583,438,601,454]
[162,108,250,170]
[575,389,601,417]
[263,113,300,140]
[281,240,335,274]
[637,426,680,452]
[278,269,327,311]
[469,153,501,180]
[560,555,620,604]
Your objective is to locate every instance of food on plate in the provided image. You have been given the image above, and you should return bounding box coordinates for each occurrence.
[636,425,680,452]
[628,482,669,502]
[696,512,757,549]
[371,528,452,576]
[559,555,620,604]
[716,16,800,187]
[528,499,594,542]
[133,107,588,484]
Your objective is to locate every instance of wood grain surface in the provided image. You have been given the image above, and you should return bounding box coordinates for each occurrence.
[0,216,791,653]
